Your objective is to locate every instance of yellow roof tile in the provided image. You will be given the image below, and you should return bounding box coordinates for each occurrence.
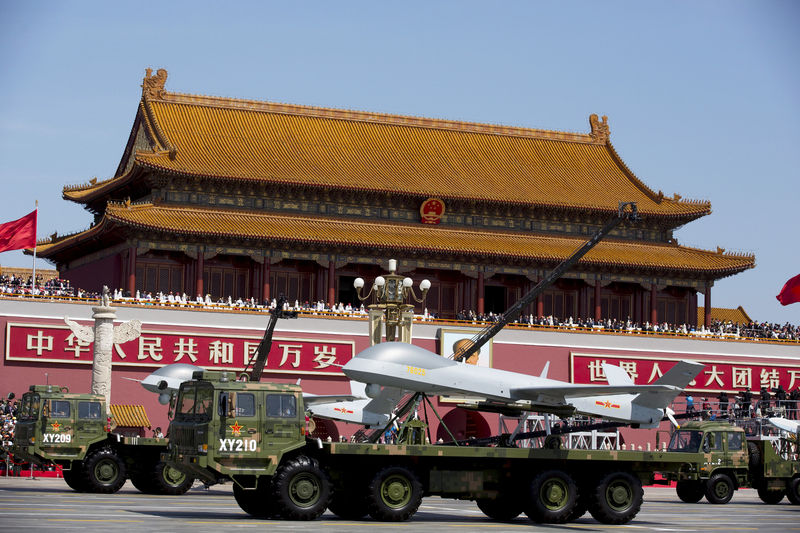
[109,404,151,428]
[698,306,752,324]
[71,203,749,275]
[65,79,710,219]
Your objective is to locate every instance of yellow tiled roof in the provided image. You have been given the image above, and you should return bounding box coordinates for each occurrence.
[37,203,751,275]
[109,404,151,428]
[64,76,710,219]
[698,306,752,325]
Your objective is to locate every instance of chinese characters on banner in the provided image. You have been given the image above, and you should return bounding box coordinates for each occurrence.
[571,353,800,392]
[6,323,354,375]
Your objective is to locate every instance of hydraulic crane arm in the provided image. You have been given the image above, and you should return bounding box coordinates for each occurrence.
[453,202,639,363]
[240,296,293,381]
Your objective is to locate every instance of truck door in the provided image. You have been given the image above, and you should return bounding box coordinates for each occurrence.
[217,391,260,455]
[264,393,301,454]
[725,431,747,469]
[41,398,75,453]
[75,400,105,443]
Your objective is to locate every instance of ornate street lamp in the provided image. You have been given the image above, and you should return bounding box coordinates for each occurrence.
[354,259,431,345]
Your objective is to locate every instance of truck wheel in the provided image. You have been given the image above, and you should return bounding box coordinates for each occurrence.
[525,469,578,523]
[367,466,423,521]
[234,478,278,518]
[272,456,331,520]
[63,464,88,492]
[149,462,193,495]
[704,473,734,504]
[587,471,643,524]
[475,495,523,521]
[676,480,705,503]
[82,447,126,493]
[786,477,800,505]
[757,485,785,504]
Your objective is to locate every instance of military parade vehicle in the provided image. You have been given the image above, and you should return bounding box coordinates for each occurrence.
[11,384,193,494]
[162,200,727,524]
[663,419,800,505]
[167,367,748,524]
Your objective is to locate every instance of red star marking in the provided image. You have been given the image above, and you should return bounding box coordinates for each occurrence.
[229,420,244,436]
[50,421,61,431]
[604,400,612,408]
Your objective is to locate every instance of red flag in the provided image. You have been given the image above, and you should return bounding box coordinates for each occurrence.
[776,273,800,306]
[0,210,37,253]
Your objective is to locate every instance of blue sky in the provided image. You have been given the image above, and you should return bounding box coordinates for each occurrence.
[1,1,798,324]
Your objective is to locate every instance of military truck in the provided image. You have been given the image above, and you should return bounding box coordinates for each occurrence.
[166,369,738,524]
[662,420,800,505]
[11,384,193,495]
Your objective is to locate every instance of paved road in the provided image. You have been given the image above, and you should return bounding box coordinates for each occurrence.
[0,477,797,532]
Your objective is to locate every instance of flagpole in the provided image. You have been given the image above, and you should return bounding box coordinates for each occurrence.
[31,200,37,292]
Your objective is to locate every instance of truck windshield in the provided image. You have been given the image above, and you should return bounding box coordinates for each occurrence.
[667,430,703,452]
[176,382,214,421]
[19,393,40,420]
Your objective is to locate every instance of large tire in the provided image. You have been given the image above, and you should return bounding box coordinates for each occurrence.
[705,473,734,504]
[525,469,578,523]
[82,447,126,494]
[62,464,88,492]
[366,466,423,521]
[234,478,278,518]
[786,477,800,505]
[272,456,331,520]
[757,485,785,504]
[587,471,643,525]
[476,495,523,521]
[676,480,705,503]
[149,462,193,495]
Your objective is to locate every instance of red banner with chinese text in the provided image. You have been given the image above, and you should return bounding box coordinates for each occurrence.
[5,323,354,375]
[571,353,800,393]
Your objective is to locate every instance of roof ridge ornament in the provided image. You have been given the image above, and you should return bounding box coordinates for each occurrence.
[589,114,610,143]
[142,68,168,99]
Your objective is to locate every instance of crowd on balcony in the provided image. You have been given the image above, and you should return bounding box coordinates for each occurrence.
[0,274,73,297]
[456,311,799,341]
[0,274,797,342]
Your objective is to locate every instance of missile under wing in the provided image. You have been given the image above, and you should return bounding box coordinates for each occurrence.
[342,342,703,428]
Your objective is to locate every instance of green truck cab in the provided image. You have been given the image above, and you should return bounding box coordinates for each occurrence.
[11,384,193,495]
[664,420,800,504]
[167,370,742,524]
